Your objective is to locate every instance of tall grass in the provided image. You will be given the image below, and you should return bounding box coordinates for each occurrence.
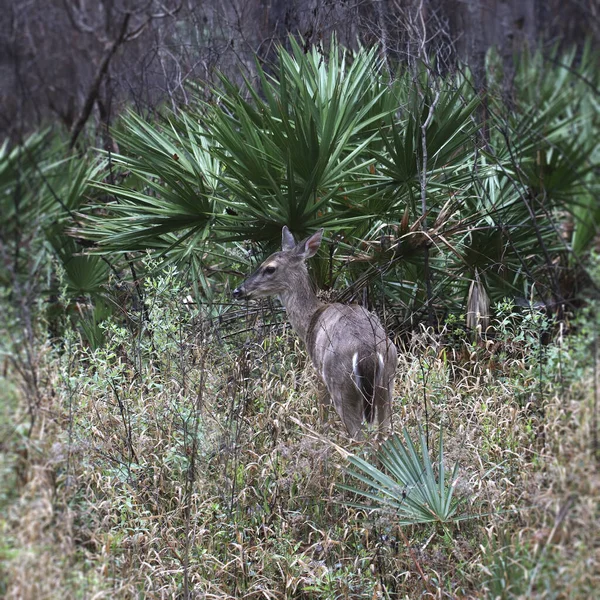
[1,259,599,598]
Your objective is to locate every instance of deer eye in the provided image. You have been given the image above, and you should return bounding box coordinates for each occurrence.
[264,265,276,275]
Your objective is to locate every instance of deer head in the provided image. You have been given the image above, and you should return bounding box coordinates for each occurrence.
[232,227,323,301]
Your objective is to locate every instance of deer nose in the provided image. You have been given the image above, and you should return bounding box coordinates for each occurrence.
[232,286,244,299]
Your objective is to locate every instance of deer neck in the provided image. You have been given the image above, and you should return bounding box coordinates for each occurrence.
[279,272,321,342]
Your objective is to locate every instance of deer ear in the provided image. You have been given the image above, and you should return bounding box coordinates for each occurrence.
[297,228,324,259]
[281,226,296,251]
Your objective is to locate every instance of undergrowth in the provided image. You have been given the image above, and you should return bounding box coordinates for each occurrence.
[0,266,598,599]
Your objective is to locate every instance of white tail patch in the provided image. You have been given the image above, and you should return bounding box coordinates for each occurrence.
[352,352,360,390]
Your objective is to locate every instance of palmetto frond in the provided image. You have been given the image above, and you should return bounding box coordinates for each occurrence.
[79,110,218,260]
[340,428,466,525]
[206,38,396,245]
[68,39,598,323]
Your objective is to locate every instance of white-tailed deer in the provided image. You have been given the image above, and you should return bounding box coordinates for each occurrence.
[232,226,397,439]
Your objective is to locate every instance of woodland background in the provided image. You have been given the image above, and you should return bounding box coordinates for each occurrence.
[1,0,598,143]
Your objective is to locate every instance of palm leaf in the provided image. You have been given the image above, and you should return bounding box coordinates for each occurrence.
[339,427,467,525]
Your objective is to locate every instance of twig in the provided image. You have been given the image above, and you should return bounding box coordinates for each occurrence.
[108,378,138,468]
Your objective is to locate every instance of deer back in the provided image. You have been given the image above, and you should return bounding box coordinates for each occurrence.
[306,303,397,395]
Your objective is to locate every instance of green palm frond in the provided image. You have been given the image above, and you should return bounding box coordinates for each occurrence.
[79,110,218,257]
[340,427,467,526]
[205,37,397,244]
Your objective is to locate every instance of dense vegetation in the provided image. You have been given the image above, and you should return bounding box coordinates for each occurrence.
[1,40,599,598]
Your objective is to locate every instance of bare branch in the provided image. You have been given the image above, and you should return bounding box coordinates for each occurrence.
[62,0,96,34]
[69,12,132,149]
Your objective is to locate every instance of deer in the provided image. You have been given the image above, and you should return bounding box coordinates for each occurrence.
[232,226,397,440]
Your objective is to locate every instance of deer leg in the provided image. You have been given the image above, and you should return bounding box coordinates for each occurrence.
[332,387,364,440]
[374,379,394,441]
[317,379,331,425]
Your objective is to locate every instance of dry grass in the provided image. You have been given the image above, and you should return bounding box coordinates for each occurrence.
[1,302,599,599]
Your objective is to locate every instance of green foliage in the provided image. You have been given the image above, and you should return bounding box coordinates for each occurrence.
[481,533,535,599]
[0,130,113,347]
[483,44,599,280]
[66,40,598,324]
[207,38,397,244]
[340,427,465,526]
[3,41,598,344]
[84,110,218,260]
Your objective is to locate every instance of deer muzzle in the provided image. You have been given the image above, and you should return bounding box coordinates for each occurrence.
[232,285,248,299]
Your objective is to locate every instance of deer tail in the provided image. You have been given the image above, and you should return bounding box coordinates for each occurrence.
[352,351,384,424]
